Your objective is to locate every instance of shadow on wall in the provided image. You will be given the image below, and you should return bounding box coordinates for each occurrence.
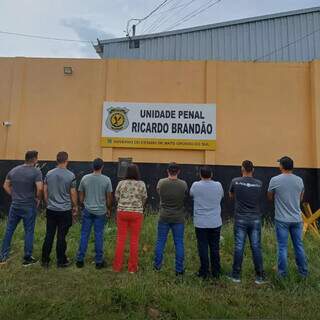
[0,160,319,221]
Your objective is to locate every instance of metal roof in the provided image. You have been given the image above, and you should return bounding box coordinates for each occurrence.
[96,6,320,62]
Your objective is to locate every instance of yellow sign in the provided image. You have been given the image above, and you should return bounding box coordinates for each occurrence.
[101,137,216,150]
[101,102,216,151]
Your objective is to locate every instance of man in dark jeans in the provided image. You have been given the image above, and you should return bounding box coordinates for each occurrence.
[228,160,266,284]
[154,163,188,276]
[0,150,43,266]
[41,151,78,268]
[190,166,224,279]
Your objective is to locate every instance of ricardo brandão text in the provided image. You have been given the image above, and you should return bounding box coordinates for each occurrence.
[131,109,213,134]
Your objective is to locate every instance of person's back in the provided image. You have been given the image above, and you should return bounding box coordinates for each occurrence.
[268,173,304,223]
[267,156,307,278]
[116,179,147,213]
[113,164,147,273]
[190,166,224,279]
[154,163,188,276]
[45,167,76,211]
[228,160,265,284]
[76,158,113,269]
[8,164,42,209]
[157,177,187,224]
[80,173,112,215]
[42,152,78,268]
[190,180,223,228]
[230,176,262,221]
[1,150,42,266]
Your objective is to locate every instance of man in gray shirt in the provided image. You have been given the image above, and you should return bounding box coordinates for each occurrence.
[76,158,113,269]
[268,156,308,277]
[190,166,224,279]
[41,151,78,268]
[0,150,43,266]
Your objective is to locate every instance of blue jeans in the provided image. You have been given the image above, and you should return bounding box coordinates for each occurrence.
[0,205,37,260]
[232,219,264,278]
[76,209,106,264]
[275,220,308,277]
[154,222,184,273]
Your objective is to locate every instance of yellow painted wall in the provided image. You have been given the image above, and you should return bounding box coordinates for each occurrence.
[0,58,14,158]
[0,57,319,168]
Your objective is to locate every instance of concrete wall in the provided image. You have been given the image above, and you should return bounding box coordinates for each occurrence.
[0,57,319,169]
[1,57,320,215]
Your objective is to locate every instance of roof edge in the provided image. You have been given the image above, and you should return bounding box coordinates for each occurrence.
[99,5,320,44]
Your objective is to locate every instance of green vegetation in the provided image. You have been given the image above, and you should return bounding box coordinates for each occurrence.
[0,214,320,320]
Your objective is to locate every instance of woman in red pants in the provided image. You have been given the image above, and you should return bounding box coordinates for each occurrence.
[113,164,147,273]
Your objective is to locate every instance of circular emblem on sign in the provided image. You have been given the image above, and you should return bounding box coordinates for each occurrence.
[106,107,129,131]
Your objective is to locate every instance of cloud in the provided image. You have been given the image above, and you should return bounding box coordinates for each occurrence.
[61,17,115,41]
[60,17,115,57]
[1,0,318,58]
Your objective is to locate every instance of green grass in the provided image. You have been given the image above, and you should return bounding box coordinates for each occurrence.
[0,214,320,320]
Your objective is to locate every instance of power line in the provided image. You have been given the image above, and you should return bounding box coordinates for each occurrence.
[253,26,320,61]
[0,30,92,44]
[165,0,222,31]
[142,0,184,34]
[144,0,198,34]
[126,0,174,36]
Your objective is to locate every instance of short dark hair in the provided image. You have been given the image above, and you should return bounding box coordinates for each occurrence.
[278,156,294,171]
[167,162,180,175]
[25,150,38,163]
[56,151,68,164]
[93,158,104,171]
[200,166,212,179]
[242,160,254,173]
[126,164,140,180]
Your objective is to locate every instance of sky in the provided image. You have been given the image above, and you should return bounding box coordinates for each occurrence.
[0,0,319,58]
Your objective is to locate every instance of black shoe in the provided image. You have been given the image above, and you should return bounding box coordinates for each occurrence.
[41,261,50,268]
[153,265,161,272]
[176,271,185,277]
[57,259,71,268]
[96,261,106,270]
[76,260,84,268]
[22,256,38,267]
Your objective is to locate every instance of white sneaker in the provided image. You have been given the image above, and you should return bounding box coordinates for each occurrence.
[255,277,268,285]
[227,275,241,283]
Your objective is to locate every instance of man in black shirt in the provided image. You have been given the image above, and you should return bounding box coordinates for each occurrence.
[228,160,266,284]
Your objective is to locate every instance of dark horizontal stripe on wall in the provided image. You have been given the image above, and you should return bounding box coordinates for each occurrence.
[0,160,319,221]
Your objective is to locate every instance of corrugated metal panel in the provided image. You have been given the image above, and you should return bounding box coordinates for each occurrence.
[101,9,320,62]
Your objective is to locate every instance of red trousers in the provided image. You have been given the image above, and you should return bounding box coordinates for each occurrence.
[113,211,143,273]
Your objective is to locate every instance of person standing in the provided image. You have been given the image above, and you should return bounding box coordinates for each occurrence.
[41,151,78,268]
[154,163,188,276]
[0,150,43,266]
[112,164,147,273]
[268,156,308,278]
[228,160,266,284]
[190,166,224,279]
[76,158,113,269]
